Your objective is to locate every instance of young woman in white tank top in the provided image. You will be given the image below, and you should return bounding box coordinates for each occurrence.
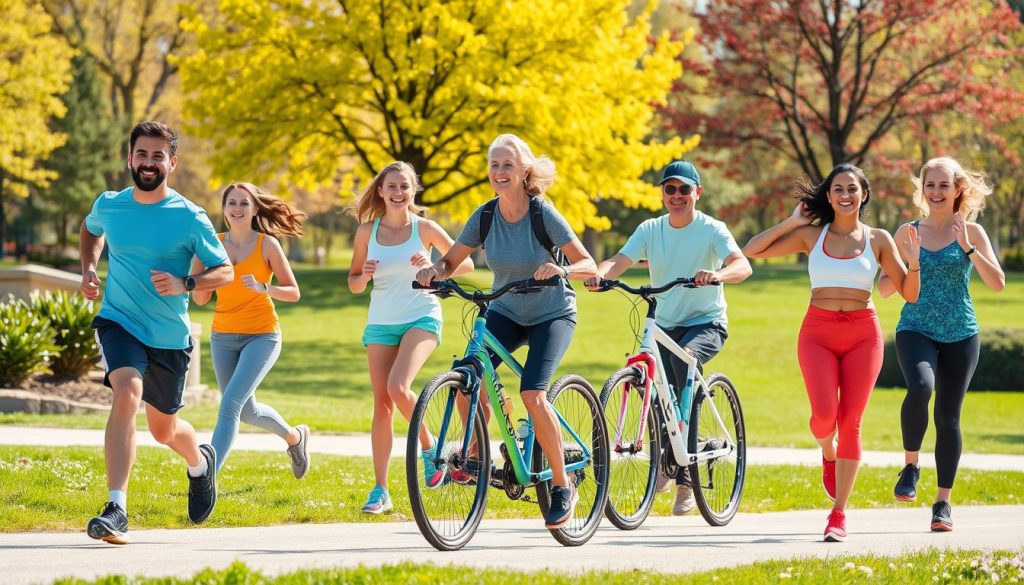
[347,162,474,514]
[744,163,921,543]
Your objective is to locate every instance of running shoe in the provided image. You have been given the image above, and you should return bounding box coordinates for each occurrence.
[187,444,217,523]
[894,463,920,502]
[287,424,310,479]
[824,508,847,542]
[361,485,393,514]
[86,502,129,545]
[822,457,837,502]
[544,485,579,529]
[931,500,953,532]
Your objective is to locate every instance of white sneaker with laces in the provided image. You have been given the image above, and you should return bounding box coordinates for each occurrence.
[673,484,696,515]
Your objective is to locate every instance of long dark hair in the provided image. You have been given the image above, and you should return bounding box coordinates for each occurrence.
[795,163,871,224]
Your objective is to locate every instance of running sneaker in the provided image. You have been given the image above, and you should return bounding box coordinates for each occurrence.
[187,444,217,523]
[822,457,837,502]
[673,484,696,515]
[86,501,129,545]
[450,458,481,485]
[421,443,447,488]
[824,508,847,542]
[361,485,393,514]
[894,463,920,502]
[931,500,953,532]
[544,485,579,529]
[287,424,311,479]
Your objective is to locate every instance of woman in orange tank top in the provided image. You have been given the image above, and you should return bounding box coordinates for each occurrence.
[191,182,311,479]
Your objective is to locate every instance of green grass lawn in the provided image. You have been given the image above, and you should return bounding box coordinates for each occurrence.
[2,445,1022,532]
[50,550,1024,584]
[4,265,1023,455]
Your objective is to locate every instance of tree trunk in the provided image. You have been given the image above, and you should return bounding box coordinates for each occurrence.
[0,170,6,260]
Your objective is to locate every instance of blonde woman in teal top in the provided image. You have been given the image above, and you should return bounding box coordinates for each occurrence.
[880,157,1005,533]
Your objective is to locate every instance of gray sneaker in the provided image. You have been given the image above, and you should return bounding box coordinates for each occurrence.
[673,484,696,515]
[287,424,310,479]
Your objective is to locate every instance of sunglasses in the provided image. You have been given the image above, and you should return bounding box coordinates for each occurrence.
[662,184,695,196]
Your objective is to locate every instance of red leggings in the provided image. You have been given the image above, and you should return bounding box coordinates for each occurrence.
[797,306,883,461]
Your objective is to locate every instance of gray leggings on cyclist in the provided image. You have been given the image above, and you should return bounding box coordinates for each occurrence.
[657,319,729,485]
[485,311,576,391]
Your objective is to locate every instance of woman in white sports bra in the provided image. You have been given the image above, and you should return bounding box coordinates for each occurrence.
[744,163,921,543]
[348,161,474,514]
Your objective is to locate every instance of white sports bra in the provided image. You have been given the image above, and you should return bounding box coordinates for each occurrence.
[807,223,878,292]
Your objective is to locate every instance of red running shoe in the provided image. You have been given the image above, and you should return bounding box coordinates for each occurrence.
[824,508,847,542]
[822,457,837,502]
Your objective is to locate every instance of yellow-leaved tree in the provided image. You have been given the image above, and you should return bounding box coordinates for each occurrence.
[179,0,697,230]
[0,0,74,257]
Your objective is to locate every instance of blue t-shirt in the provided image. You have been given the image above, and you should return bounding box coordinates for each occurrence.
[619,212,741,328]
[458,198,576,325]
[85,187,229,349]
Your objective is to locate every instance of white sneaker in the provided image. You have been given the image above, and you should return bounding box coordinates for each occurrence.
[673,484,696,515]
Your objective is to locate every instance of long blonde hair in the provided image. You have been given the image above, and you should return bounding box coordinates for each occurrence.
[912,157,992,222]
[488,134,556,197]
[221,182,306,238]
[351,161,424,223]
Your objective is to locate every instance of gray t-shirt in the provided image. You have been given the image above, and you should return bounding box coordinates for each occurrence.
[458,198,577,325]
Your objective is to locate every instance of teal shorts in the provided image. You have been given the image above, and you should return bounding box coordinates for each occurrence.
[362,316,442,347]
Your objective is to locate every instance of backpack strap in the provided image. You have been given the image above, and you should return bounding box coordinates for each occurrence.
[529,196,570,266]
[479,198,498,249]
[481,196,568,266]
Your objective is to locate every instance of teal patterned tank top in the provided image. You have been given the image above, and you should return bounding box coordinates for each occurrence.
[896,223,978,342]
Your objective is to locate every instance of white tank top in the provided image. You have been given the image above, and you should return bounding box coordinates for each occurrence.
[807,223,879,292]
[366,216,443,325]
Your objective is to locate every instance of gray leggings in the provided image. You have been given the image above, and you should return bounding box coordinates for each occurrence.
[210,332,293,472]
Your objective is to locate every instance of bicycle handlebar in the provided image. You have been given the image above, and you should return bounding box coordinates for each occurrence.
[595,277,720,296]
[412,276,561,303]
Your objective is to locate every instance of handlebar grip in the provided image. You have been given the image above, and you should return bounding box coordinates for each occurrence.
[411,281,440,290]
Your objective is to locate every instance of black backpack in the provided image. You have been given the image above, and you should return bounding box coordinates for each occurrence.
[479,196,569,266]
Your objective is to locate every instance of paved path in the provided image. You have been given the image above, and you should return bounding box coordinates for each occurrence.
[2,425,1023,471]
[1,506,1022,584]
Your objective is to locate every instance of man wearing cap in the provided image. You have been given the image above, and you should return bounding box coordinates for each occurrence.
[585,159,752,515]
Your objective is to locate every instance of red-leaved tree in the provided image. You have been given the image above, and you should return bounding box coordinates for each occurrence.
[666,0,1024,192]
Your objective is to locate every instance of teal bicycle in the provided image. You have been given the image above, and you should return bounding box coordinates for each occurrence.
[406,277,610,551]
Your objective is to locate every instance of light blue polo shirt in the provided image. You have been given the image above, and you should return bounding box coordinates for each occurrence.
[619,212,741,328]
[85,187,229,349]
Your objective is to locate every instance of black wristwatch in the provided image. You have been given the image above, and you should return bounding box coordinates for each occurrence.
[184,276,197,291]
[965,245,977,257]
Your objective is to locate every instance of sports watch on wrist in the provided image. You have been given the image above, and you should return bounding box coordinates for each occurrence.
[184,276,197,291]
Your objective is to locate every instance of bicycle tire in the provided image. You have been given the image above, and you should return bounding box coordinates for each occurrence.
[534,374,610,546]
[598,366,660,530]
[407,370,491,551]
[687,372,746,526]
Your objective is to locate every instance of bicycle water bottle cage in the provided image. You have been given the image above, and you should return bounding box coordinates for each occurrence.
[451,355,485,395]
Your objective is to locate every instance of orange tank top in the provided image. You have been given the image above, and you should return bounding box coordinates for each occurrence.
[212,233,280,334]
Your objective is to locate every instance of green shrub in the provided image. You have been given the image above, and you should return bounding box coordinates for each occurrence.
[878,328,1024,392]
[0,296,63,388]
[29,290,99,379]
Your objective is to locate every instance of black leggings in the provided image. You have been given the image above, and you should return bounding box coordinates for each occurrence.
[895,330,980,489]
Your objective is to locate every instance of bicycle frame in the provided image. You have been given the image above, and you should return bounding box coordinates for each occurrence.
[434,312,593,487]
[605,281,735,469]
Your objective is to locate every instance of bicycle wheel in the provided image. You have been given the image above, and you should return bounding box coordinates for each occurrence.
[687,373,746,526]
[534,374,609,546]
[407,370,490,551]
[598,367,660,530]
